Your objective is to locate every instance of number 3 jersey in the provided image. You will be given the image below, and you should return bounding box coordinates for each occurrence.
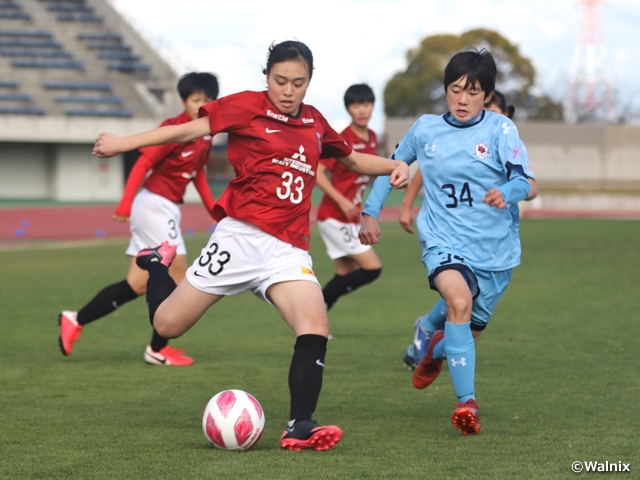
[316,126,377,225]
[199,91,353,251]
[364,111,532,271]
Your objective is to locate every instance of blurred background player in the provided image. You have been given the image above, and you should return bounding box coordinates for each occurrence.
[58,72,219,366]
[399,89,538,370]
[91,40,408,450]
[316,84,382,317]
[360,49,533,434]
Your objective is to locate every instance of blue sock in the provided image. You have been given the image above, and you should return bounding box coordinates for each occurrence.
[444,322,475,403]
[432,337,446,361]
[420,297,447,333]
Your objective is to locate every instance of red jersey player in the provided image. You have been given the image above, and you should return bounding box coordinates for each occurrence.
[58,72,219,366]
[316,84,382,315]
[92,40,409,451]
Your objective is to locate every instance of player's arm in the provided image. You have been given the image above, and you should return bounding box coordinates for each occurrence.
[526,178,537,200]
[192,169,216,219]
[93,116,212,158]
[399,169,424,234]
[316,162,360,221]
[113,154,155,222]
[335,151,409,190]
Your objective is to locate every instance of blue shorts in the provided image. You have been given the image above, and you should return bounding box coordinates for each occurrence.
[423,246,512,331]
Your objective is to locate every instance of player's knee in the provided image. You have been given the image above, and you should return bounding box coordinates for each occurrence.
[445,295,472,322]
[153,317,180,339]
[362,267,382,283]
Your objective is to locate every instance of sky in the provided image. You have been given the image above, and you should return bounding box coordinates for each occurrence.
[112,0,640,132]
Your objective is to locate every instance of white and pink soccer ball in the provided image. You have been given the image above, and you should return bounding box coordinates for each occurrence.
[202,389,265,451]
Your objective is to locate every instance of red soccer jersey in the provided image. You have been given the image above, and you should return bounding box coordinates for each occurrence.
[199,90,353,250]
[140,111,212,203]
[114,111,214,218]
[316,126,377,224]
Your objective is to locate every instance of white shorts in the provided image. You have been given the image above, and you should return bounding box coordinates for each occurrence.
[185,217,319,304]
[125,189,186,256]
[317,218,371,260]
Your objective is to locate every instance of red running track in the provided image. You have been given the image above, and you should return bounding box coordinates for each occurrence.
[1,204,639,247]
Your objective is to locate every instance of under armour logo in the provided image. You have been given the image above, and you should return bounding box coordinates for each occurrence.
[424,143,436,153]
[291,145,306,162]
[502,122,517,135]
[450,357,467,367]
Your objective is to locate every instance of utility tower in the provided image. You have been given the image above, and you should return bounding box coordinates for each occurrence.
[565,0,616,123]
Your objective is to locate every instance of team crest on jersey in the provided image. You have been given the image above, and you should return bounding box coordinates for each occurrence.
[475,143,489,159]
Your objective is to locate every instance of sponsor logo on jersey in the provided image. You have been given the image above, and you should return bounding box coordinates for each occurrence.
[266,127,281,134]
[352,143,366,150]
[181,151,194,157]
[502,122,517,135]
[267,109,289,122]
[181,170,197,179]
[424,143,437,154]
[302,118,314,124]
[272,146,315,176]
[475,143,489,159]
[301,266,315,276]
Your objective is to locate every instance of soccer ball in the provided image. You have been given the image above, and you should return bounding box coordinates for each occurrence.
[202,389,265,451]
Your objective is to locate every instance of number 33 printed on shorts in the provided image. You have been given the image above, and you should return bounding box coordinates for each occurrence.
[197,242,232,276]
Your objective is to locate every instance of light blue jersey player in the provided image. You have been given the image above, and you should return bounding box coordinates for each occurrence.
[400,91,537,370]
[360,48,531,436]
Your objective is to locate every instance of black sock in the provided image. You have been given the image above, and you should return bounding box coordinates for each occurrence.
[322,268,382,311]
[146,263,176,327]
[77,280,138,326]
[289,334,327,423]
[150,329,169,352]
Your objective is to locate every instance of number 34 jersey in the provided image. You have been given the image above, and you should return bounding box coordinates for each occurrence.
[364,110,532,271]
[199,91,352,251]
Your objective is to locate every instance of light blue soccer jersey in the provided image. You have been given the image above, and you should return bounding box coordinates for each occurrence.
[364,111,531,271]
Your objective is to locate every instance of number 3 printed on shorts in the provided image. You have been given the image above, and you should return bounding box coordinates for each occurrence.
[277,172,304,204]
[167,219,178,239]
[198,242,231,276]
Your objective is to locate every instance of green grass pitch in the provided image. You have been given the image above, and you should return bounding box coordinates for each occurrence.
[1,219,638,479]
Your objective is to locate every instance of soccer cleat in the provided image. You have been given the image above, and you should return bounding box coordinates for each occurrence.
[144,345,194,366]
[135,241,177,270]
[58,311,82,356]
[403,316,434,369]
[451,399,481,435]
[412,329,444,389]
[280,420,342,451]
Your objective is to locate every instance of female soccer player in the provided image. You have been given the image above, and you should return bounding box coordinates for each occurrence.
[316,84,382,315]
[92,40,409,451]
[58,72,219,366]
[399,90,538,370]
[360,49,532,435]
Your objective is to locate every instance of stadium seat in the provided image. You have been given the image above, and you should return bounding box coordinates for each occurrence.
[78,32,121,41]
[108,63,150,72]
[0,93,32,101]
[98,52,140,61]
[0,30,53,38]
[12,59,84,69]
[1,49,73,57]
[0,39,62,48]
[88,42,130,51]
[66,108,132,118]
[55,95,123,104]
[0,12,31,20]
[47,5,93,13]
[0,106,45,115]
[44,81,112,91]
[0,79,20,88]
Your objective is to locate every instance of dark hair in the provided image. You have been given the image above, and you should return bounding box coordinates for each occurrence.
[262,40,314,79]
[343,83,375,108]
[443,48,496,98]
[177,72,219,101]
[485,90,515,118]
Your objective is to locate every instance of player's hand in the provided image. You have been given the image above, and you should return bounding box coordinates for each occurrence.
[389,162,409,189]
[482,188,506,209]
[340,200,361,222]
[399,205,415,234]
[112,214,128,223]
[359,215,381,245]
[93,132,124,158]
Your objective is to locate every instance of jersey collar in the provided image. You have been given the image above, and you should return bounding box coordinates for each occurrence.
[443,110,485,128]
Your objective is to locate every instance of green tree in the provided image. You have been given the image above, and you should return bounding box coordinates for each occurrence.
[384,28,563,120]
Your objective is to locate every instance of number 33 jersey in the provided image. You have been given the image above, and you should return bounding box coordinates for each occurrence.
[199,91,352,251]
[365,110,532,271]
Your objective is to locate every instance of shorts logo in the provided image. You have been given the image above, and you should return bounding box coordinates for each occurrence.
[301,267,315,276]
[475,143,489,159]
